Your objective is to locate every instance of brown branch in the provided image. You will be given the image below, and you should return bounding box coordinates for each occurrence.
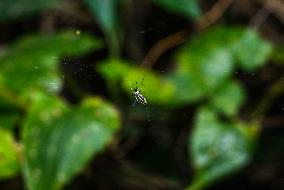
[197,0,235,30]
[141,0,235,69]
[141,29,188,68]
[249,1,271,29]
[264,0,284,24]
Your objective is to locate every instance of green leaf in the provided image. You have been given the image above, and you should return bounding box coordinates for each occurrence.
[84,0,120,55]
[152,0,201,19]
[233,29,272,71]
[0,31,102,95]
[170,26,271,103]
[0,129,20,179]
[210,80,245,116]
[172,39,234,102]
[189,107,254,190]
[84,0,118,34]
[22,93,120,190]
[0,0,60,22]
[98,59,176,105]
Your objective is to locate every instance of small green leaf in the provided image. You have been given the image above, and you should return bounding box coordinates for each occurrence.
[0,31,102,95]
[210,80,245,116]
[22,93,120,190]
[172,41,234,102]
[189,107,254,190]
[0,129,20,179]
[0,0,60,22]
[233,29,272,71]
[152,0,201,19]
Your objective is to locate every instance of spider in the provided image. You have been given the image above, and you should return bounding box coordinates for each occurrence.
[131,81,147,106]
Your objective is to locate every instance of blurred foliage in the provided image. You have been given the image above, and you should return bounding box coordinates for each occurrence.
[0,31,101,96]
[271,46,284,64]
[99,26,272,106]
[0,0,282,190]
[0,30,120,190]
[0,112,20,130]
[152,0,201,19]
[189,107,256,190]
[0,0,60,22]
[23,93,120,190]
[84,0,120,56]
[209,80,245,116]
[0,129,19,179]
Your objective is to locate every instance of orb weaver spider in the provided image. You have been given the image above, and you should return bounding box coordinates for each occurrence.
[131,79,147,106]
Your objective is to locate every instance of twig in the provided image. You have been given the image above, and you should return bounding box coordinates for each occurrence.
[141,0,235,68]
[197,0,235,30]
[141,29,188,68]
[249,1,271,29]
[264,0,284,25]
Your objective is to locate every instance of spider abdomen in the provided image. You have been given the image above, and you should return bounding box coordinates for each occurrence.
[134,90,147,105]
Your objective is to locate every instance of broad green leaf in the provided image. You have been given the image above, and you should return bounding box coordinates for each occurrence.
[0,31,102,95]
[84,0,120,55]
[189,107,254,190]
[0,129,20,179]
[0,0,60,22]
[233,29,272,71]
[152,0,201,19]
[209,80,245,116]
[22,93,120,190]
